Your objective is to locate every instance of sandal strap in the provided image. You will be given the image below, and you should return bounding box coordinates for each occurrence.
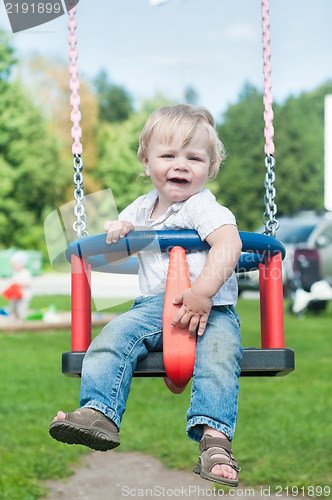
[199,435,233,454]
[204,447,241,472]
[199,435,241,473]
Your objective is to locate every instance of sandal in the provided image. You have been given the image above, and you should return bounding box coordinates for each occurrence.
[193,435,240,487]
[49,408,120,452]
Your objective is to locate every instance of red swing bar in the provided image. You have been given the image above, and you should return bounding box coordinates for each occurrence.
[259,254,285,349]
[71,255,91,352]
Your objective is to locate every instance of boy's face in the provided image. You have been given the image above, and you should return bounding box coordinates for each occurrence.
[143,126,210,211]
[11,261,25,272]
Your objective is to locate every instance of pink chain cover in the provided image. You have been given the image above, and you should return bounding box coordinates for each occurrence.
[262,0,275,156]
[68,6,83,156]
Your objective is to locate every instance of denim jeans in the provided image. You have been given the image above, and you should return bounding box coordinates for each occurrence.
[80,294,242,442]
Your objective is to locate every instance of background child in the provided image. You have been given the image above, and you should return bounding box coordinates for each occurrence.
[49,104,243,487]
[2,251,32,321]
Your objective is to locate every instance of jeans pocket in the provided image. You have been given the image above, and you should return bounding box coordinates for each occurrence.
[224,305,241,328]
[132,293,165,309]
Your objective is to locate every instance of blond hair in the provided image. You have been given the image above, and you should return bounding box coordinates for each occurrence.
[137,104,225,179]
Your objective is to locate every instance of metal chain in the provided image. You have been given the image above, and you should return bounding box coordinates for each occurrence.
[73,154,88,238]
[263,154,279,237]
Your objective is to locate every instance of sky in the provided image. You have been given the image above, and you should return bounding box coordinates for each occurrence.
[0,0,332,121]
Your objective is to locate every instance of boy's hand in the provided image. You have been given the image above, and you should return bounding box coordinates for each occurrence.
[104,220,134,244]
[171,288,212,336]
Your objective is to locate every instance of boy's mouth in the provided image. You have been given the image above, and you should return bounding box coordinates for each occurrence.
[168,177,189,184]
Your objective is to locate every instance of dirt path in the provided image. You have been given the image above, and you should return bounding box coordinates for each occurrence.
[44,451,285,500]
[44,451,212,499]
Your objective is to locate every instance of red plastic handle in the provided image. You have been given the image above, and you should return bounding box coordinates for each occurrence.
[163,246,196,392]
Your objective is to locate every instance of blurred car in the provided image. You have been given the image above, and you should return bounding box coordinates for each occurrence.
[238,211,332,297]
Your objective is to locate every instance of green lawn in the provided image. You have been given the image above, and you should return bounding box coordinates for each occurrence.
[0,297,331,498]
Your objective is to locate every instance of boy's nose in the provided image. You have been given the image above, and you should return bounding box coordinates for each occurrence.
[175,157,188,170]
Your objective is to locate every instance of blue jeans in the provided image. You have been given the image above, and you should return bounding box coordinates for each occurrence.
[80,294,242,442]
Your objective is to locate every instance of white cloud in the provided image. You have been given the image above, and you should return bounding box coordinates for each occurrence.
[224,22,259,42]
[149,0,168,5]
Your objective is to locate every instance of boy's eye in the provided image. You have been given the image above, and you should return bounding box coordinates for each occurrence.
[189,156,201,162]
[161,154,174,158]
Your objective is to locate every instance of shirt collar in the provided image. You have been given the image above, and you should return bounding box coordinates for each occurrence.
[139,189,186,223]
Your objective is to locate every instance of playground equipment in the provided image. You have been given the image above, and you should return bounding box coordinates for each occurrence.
[59,0,294,388]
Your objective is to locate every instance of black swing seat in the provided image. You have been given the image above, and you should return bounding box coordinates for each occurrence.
[62,348,295,378]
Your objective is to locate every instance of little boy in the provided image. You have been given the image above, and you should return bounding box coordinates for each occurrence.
[49,104,243,487]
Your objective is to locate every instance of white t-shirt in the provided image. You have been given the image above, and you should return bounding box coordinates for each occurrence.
[119,188,238,306]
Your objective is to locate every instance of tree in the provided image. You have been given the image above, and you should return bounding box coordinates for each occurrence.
[0,34,68,250]
[18,55,101,199]
[0,33,16,80]
[185,86,199,106]
[215,83,268,231]
[272,83,332,216]
[95,111,151,214]
[94,69,133,123]
[215,81,331,231]
[94,94,176,213]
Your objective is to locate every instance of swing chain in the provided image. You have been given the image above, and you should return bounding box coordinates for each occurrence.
[73,154,88,238]
[263,153,279,238]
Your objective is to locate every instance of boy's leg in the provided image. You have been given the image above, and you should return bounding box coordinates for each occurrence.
[50,294,164,448]
[186,305,242,442]
[187,305,242,484]
[9,299,18,319]
[17,298,29,320]
[79,294,163,429]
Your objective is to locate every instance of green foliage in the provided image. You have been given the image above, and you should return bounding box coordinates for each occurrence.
[1,31,331,251]
[216,81,331,231]
[0,80,70,249]
[0,34,70,251]
[95,110,153,213]
[94,69,133,123]
[216,84,267,231]
[94,94,177,213]
[0,31,16,81]
[273,83,332,216]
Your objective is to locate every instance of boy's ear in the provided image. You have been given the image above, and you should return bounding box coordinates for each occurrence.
[142,158,150,176]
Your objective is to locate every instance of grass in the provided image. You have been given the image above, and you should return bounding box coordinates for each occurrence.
[0,296,331,498]
[235,300,332,489]
[121,299,332,489]
[1,294,133,314]
[0,329,83,499]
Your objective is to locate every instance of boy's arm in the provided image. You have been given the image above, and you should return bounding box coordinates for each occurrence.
[171,224,242,336]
